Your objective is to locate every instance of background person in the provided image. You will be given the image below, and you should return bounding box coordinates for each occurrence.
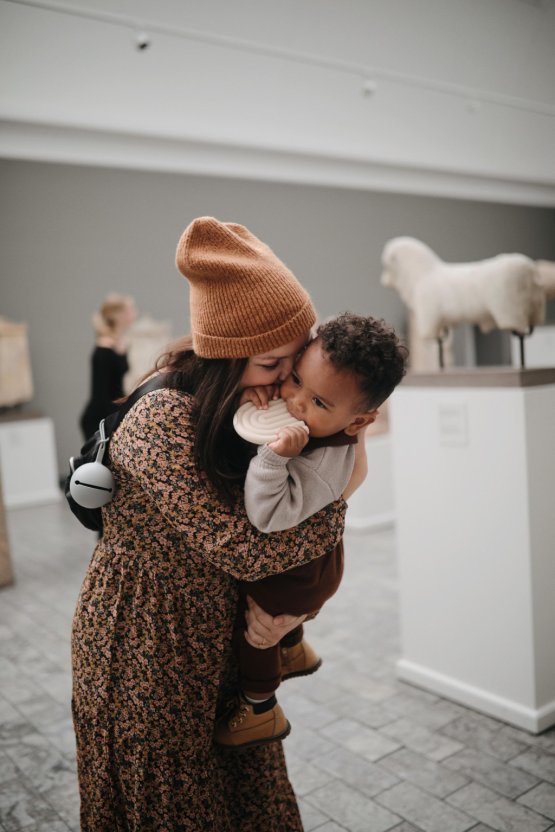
[79,293,137,439]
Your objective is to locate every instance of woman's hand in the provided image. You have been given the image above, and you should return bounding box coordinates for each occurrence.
[342,423,371,500]
[239,385,280,409]
[244,595,306,648]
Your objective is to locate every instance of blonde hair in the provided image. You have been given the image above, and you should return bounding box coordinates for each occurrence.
[92,294,134,337]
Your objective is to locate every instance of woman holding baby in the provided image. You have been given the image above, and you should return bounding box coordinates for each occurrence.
[71,216,348,831]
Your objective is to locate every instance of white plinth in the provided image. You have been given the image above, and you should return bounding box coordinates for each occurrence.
[390,368,555,733]
[0,414,60,508]
[346,434,395,532]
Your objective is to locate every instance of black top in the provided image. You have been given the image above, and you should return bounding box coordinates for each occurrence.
[80,346,129,439]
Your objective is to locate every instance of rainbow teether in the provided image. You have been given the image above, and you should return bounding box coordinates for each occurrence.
[233,398,308,445]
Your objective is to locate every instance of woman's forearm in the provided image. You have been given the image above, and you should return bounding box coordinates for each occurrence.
[342,438,368,501]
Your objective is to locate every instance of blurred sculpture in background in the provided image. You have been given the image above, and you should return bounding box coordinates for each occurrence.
[406,310,455,372]
[381,237,546,368]
[536,260,555,301]
[124,315,173,394]
[0,317,33,408]
[80,294,137,440]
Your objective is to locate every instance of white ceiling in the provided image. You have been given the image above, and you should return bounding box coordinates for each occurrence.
[1,0,555,205]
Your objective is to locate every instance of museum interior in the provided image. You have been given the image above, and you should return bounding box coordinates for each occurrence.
[1,1,555,830]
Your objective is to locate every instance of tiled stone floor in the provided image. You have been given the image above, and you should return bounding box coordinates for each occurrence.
[1,502,555,832]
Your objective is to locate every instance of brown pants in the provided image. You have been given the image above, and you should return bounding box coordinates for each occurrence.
[234,539,344,694]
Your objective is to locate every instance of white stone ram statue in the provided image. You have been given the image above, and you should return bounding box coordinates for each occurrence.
[536,260,555,301]
[381,237,545,340]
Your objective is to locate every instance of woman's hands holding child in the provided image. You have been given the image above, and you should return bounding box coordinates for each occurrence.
[244,595,306,648]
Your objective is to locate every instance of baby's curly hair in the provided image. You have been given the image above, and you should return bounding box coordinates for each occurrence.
[316,312,408,410]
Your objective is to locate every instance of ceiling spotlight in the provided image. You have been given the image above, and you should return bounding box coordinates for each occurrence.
[134,31,151,51]
[361,79,378,97]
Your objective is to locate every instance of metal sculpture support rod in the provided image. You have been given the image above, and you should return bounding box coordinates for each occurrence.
[511,326,534,370]
[436,329,448,370]
[437,337,444,370]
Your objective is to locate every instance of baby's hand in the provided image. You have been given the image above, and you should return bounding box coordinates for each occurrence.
[268,424,309,457]
[239,385,280,409]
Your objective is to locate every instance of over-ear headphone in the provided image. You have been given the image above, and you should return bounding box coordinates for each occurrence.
[69,420,115,509]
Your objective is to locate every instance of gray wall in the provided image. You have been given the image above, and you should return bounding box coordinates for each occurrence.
[2,159,554,476]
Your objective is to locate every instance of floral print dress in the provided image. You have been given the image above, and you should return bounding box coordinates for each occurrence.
[71,389,346,831]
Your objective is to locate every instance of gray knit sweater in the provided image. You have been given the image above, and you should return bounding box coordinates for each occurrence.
[244,443,355,533]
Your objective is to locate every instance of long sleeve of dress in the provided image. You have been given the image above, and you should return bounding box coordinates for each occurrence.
[109,389,346,582]
[244,443,355,532]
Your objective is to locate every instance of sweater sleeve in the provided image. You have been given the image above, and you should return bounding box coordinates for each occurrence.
[244,444,355,532]
[110,389,346,582]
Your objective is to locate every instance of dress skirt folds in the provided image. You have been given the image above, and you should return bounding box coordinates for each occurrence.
[72,389,346,831]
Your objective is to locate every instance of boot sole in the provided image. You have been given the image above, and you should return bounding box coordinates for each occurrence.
[281,657,323,681]
[217,720,292,750]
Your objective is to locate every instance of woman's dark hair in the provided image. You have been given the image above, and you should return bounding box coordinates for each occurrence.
[139,335,254,503]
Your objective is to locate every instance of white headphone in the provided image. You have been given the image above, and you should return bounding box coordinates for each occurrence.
[69,419,115,509]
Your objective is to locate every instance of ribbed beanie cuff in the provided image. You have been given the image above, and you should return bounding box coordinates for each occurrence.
[176,217,316,358]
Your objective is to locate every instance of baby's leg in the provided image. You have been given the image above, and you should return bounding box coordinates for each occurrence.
[235,630,282,699]
[214,609,290,748]
[280,623,304,648]
[277,622,322,680]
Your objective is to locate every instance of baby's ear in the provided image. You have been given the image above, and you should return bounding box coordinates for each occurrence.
[344,410,379,436]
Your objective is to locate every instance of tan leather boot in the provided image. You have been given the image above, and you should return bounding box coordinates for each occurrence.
[280,639,322,681]
[214,696,291,749]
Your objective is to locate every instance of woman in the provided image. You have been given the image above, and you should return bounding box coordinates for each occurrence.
[80,293,137,440]
[71,217,347,831]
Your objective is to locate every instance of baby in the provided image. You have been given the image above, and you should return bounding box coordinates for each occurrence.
[215,313,408,748]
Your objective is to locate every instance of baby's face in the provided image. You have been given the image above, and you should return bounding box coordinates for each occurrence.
[280,340,373,438]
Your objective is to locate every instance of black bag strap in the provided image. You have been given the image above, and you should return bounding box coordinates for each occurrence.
[102,373,170,440]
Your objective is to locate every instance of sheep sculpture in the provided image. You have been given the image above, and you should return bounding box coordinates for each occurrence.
[536,260,555,301]
[381,237,546,343]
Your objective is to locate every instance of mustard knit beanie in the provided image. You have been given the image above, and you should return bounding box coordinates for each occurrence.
[175,217,316,358]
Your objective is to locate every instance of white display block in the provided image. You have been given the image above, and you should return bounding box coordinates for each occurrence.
[0,414,60,508]
[390,368,555,733]
[346,434,395,532]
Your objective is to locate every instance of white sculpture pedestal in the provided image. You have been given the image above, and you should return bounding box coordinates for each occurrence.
[390,368,555,733]
[0,412,60,508]
[346,434,394,532]
[346,407,395,532]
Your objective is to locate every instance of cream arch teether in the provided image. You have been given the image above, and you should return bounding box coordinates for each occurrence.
[233,398,308,445]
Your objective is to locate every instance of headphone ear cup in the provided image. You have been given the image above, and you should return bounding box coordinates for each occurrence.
[69,462,115,509]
